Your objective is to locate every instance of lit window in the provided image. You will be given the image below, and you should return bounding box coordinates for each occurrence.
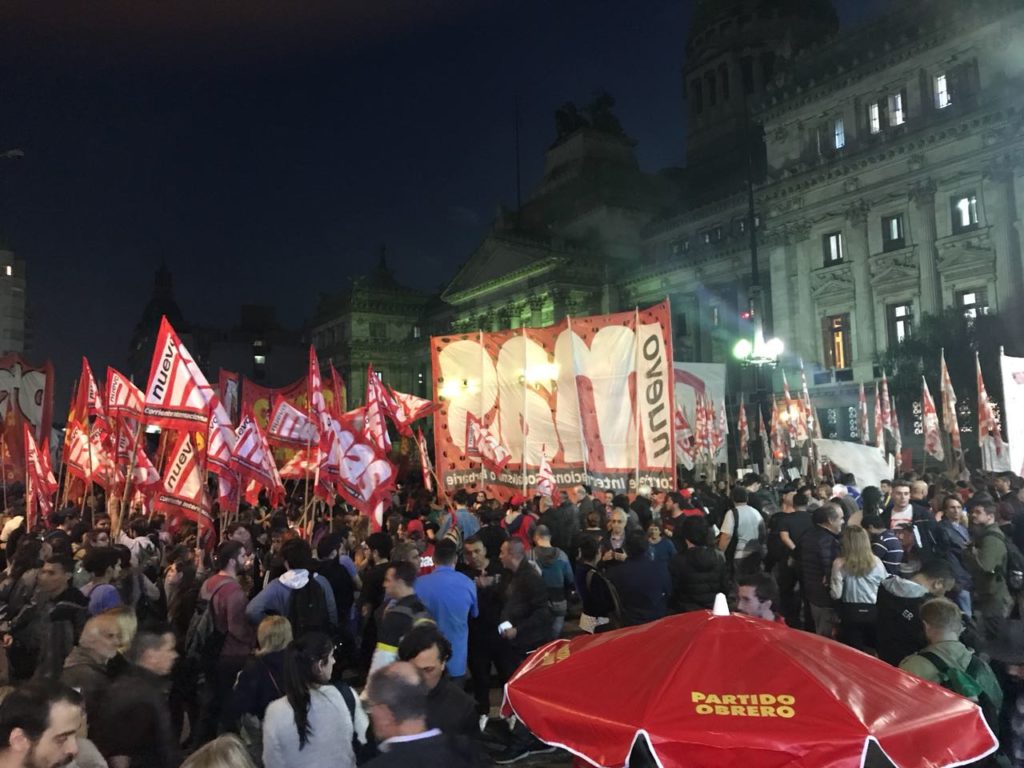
[374,370,384,381]
[3,265,10,277]
[823,314,851,370]
[882,214,905,252]
[253,339,264,349]
[888,91,906,127]
[935,74,951,109]
[952,193,979,233]
[869,103,881,134]
[413,326,421,339]
[888,303,913,346]
[957,288,989,320]
[253,354,266,365]
[823,232,844,264]
[702,230,712,244]
[834,117,845,149]
[711,306,720,327]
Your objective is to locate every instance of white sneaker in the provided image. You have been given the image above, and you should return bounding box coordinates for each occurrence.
[479,714,489,732]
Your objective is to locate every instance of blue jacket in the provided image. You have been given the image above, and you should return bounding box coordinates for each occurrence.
[438,507,481,542]
[245,569,338,628]
[415,566,478,677]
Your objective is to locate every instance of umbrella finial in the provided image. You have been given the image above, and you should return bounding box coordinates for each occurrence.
[713,593,730,616]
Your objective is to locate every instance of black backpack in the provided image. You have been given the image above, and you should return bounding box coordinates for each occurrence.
[287,577,331,638]
[980,529,1024,594]
[184,579,232,670]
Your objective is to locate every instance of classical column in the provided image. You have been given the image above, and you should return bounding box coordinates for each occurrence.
[766,240,791,344]
[983,166,1019,316]
[909,181,941,315]
[1014,163,1024,287]
[792,222,815,362]
[846,199,876,373]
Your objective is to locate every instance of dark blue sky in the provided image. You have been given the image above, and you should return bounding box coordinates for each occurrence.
[0,0,888,401]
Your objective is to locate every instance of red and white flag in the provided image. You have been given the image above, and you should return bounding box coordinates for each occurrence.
[218,369,240,426]
[206,403,238,476]
[674,404,695,471]
[24,424,57,526]
[782,371,805,442]
[712,399,727,458]
[64,425,92,482]
[891,397,903,467]
[922,377,944,461]
[129,442,162,495]
[800,365,821,439]
[758,407,770,466]
[874,382,885,454]
[334,415,396,514]
[106,367,144,420]
[416,428,434,493]
[770,398,788,462]
[231,412,284,505]
[466,413,511,473]
[79,358,107,426]
[977,352,1005,470]
[535,447,556,498]
[880,371,892,436]
[279,449,318,480]
[389,389,438,438]
[308,347,340,497]
[153,432,213,531]
[217,471,239,512]
[329,363,347,418]
[857,383,869,445]
[266,396,319,447]
[736,400,749,464]
[143,317,217,429]
[940,349,962,454]
[364,365,394,453]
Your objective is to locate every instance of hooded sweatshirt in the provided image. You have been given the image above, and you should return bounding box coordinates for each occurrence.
[875,574,930,666]
[244,568,338,628]
[531,546,574,603]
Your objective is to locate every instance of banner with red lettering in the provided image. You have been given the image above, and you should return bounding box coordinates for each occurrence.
[0,355,54,484]
[430,301,674,496]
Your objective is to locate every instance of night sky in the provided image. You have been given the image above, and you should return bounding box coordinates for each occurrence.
[0,0,889,403]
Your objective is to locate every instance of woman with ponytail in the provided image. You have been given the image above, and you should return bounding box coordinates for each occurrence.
[262,632,368,768]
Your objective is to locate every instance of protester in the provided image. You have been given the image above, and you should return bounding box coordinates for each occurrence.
[965,494,1013,639]
[875,559,958,667]
[262,632,368,768]
[0,680,84,768]
[397,624,478,739]
[799,503,843,637]
[369,561,432,675]
[736,573,784,623]
[607,533,670,627]
[78,549,123,617]
[246,539,337,636]
[528,526,574,637]
[414,539,477,682]
[669,516,728,614]
[888,481,914,528]
[181,734,257,768]
[717,487,765,577]
[458,536,504,725]
[829,526,886,652]
[576,536,619,634]
[494,539,552,682]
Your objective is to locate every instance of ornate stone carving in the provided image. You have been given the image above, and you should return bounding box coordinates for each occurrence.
[811,263,854,299]
[843,177,861,193]
[845,199,871,226]
[908,154,926,172]
[909,180,937,206]
[869,249,919,288]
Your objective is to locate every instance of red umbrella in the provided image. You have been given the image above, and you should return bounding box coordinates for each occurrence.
[503,601,997,768]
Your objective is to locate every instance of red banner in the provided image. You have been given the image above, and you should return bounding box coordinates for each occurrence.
[431,301,674,496]
[0,355,54,484]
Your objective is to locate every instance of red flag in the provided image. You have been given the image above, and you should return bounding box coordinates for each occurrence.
[106,367,144,420]
[64,425,92,481]
[922,377,944,461]
[329,363,347,418]
[737,400,749,464]
[880,371,892,435]
[24,424,57,527]
[218,369,240,425]
[266,396,318,447]
[782,371,804,442]
[153,432,213,531]
[129,442,162,496]
[891,396,903,467]
[217,471,239,511]
[279,449,318,480]
[143,317,216,429]
[79,358,107,426]
[770,399,788,461]
[857,383,869,445]
[674,404,695,471]
[535,447,556,498]
[334,414,396,514]
[800,366,821,440]
[941,349,962,453]
[874,382,885,454]
[231,411,284,505]
[466,413,511,473]
[712,399,727,458]
[758,407,770,464]
[388,389,438,437]
[416,428,434,493]
[364,365,393,453]
[206,403,238,476]
[308,347,340,498]
[977,352,1005,469]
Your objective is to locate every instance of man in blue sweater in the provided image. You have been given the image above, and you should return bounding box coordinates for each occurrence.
[414,539,478,681]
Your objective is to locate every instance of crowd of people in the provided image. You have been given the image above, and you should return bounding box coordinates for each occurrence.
[0,468,1022,766]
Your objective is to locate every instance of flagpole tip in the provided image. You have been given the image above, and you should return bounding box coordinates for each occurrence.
[712,593,730,617]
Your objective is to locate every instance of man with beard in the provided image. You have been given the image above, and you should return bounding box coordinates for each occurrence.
[0,680,83,768]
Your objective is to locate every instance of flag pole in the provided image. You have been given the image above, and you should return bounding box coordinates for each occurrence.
[82,421,94,516]
[1,434,8,512]
[116,420,144,538]
[633,306,641,494]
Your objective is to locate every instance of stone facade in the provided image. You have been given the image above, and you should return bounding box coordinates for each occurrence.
[315,0,1024,448]
[0,249,27,356]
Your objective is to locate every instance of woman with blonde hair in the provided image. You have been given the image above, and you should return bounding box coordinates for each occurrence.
[227,617,294,763]
[829,525,886,651]
[182,734,256,768]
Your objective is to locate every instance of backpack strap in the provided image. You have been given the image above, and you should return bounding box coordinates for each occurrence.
[918,650,951,679]
[336,681,356,723]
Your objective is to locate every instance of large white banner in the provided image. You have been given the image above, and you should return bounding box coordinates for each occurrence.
[673,362,727,464]
[1001,353,1024,476]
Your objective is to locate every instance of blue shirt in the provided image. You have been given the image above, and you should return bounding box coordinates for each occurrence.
[438,508,481,542]
[414,565,478,677]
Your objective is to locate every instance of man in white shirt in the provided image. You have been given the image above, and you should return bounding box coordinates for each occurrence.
[718,487,766,577]
[888,480,914,528]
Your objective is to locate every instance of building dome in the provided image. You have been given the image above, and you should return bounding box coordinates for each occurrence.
[688,0,837,59]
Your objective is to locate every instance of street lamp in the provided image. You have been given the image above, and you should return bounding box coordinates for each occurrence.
[733,322,784,367]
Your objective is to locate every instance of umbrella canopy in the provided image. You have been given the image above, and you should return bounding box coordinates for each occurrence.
[504,606,997,768]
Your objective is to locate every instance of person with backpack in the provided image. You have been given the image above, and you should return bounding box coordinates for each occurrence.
[899,597,1002,737]
[717,487,765,578]
[576,536,620,633]
[369,560,433,676]
[246,539,338,638]
[191,540,256,745]
[965,494,1017,640]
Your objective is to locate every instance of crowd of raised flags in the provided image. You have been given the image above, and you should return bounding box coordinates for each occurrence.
[22,315,440,540]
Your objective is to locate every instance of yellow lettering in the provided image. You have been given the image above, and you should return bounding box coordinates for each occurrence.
[777,694,795,706]
[777,706,795,719]
[722,695,736,705]
[759,706,777,717]
[714,705,729,715]
[695,704,713,715]
[691,692,705,703]
[746,706,760,716]
[730,705,745,716]
[758,694,776,705]
[706,694,721,705]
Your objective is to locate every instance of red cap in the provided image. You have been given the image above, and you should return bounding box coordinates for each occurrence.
[509,493,526,506]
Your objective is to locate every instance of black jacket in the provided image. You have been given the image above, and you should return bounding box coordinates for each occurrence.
[225,649,286,726]
[365,732,486,768]
[539,502,580,557]
[91,664,181,768]
[426,678,479,738]
[315,557,355,625]
[608,555,671,626]
[500,562,553,652]
[875,575,928,666]
[798,525,840,607]
[669,546,730,613]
